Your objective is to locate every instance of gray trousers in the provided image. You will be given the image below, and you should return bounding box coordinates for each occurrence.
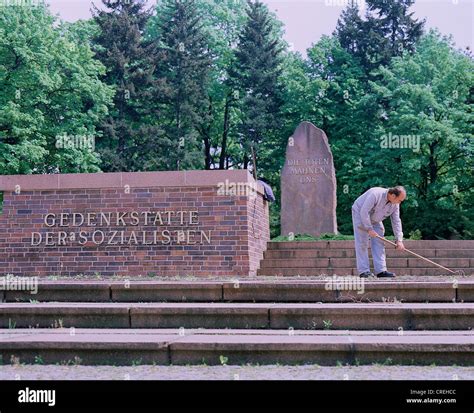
[351,209,387,275]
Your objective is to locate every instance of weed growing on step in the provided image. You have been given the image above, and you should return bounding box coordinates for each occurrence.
[10,355,20,366]
[383,358,393,366]
[323,320,333,329]
[51,319,64,329]
[219,355,229,366]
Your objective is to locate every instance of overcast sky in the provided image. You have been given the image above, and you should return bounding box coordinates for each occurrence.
[45,0,473,55]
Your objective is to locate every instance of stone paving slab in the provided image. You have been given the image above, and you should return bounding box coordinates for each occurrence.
[1,329,471,366]
[1,364,473,380]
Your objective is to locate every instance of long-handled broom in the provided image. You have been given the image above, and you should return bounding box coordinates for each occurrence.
[374,234,465,276]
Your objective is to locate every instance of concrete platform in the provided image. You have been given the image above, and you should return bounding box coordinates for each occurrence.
[2,279,473,302]
[0,329,472,366]
[1,302,473,330]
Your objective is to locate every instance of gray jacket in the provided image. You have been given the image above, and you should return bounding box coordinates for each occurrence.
[352,187,404,241]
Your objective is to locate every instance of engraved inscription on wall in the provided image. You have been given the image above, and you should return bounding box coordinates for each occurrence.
[287,158,330,184]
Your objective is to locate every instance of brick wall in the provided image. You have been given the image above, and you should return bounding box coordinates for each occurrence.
[0,170,270,277]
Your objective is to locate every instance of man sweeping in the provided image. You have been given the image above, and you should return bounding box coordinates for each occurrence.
[352,186,406,278]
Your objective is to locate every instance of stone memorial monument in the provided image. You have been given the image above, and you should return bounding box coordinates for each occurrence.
[281,121,337,237]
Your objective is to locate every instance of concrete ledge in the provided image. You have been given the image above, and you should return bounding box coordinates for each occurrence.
[130,303,270,329]
[0,304,130,328]
[111,282,223,302]
[0,330,174,365]
[337,282,456,303]
[267,240,474,249]
[1,329,472,366]
[260,258,411,268]
[458,283,474,302]
[260,257,470,268]
[5,282,111,302]
[257,268,472,276]
[269,304,474,330]
[223,282,338,302]
[1,303,472,330]
[0,170,263,193]
[2,280,470,303]
[264,249,447,259]
[270,305,408,330]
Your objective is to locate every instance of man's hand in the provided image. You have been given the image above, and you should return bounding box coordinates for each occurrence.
[368,230,378,238]
[396,241,405,251]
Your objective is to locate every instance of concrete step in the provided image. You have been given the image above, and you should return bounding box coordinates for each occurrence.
[1,302,473,330]
[1,329,472,366]
[260,240,473,277]
[259,258,472,269]
[3,280,473,303]
[267,240,474,250]
[257,268,472,276]
[264,249,474,259]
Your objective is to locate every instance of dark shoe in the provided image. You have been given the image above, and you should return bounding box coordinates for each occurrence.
[359,271,374,278]
[376,271,395,278]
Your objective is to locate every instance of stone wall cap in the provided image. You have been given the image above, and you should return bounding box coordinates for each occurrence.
[0,170,265,195]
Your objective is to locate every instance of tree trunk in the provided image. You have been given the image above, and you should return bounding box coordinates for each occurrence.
[243,153,249,169]
[219,93,232,169]
[429,141,438,184]
[202,98,213,170]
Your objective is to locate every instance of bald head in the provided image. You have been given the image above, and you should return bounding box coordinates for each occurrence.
[387,186,406,204]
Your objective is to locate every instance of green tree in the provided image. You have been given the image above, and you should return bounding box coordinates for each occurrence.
[191,0,248,170]
[305,35,378,234]
[92,0,168,172]
[336,0,424,74]
[149,0,212,170]
[369,30,474,238]
[228,0,285,171]
[0,3,113,174]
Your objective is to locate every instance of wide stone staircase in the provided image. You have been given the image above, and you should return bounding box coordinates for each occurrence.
[1,278,473,366]
[257,240,474,276]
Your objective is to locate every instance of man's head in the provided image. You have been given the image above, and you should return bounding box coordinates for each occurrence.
[387,186,406,204]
